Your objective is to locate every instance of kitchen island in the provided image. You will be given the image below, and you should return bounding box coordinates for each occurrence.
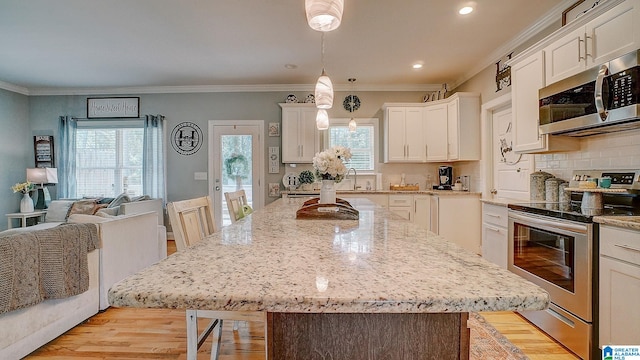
[109,197,549,359]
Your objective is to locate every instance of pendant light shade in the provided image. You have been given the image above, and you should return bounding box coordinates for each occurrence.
[305,0,344,32]
[315,69,334,109]
[348,118,357,132]
[316,109,329,130]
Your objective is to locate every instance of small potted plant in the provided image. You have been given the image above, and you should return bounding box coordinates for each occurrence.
[298,170,315,191]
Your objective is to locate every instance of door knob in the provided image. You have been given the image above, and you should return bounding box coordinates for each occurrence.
[215,186,221,191]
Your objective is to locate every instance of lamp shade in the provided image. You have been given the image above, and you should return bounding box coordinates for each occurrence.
[305,0,344,32]
[315,71,334,109]
[26,167,58,185]
[316,109,329,130]
[348,118,357,132]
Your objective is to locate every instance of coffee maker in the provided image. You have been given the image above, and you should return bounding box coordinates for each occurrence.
[435,166,453,190]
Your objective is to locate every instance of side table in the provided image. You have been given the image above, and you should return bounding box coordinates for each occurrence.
[6,210,47,229]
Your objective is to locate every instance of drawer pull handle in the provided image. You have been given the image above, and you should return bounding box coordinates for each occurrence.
[486,226,502,233]
[486,214,501,218]
[615,244,640,253]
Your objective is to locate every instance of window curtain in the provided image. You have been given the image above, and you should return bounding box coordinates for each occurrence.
[143,114,166,203]
[58,116,77,198]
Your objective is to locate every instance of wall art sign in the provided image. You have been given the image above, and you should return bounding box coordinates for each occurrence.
[87,97,140,118]
[562,0,603,26]
[495,52,513,92]
[171,122,203,155]
[34,135,54,168]
[268,122,280,137]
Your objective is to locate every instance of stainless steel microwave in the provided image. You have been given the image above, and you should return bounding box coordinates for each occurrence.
[539,49,640,137]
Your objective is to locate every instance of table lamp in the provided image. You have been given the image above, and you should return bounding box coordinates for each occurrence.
[26,167,58,209]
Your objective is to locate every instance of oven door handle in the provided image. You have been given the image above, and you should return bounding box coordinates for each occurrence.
[595,63,609,121]
[508,211,588,234]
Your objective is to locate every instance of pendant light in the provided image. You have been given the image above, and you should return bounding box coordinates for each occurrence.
[305,0,344,32]
[316,109,329,130]
[315,33,334,109]
[347,78,357,132]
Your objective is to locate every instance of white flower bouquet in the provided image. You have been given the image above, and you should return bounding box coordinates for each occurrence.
[312,146,352,183]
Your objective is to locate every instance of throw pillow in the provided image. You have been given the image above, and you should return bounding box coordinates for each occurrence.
[67,199,102,216]
[45,200,75,222]
[68,213,112,224]
[96,207,119,217]
[130,195,151,202]
[108,193,130,208]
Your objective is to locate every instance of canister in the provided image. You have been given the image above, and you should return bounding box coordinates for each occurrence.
[558,182,570,203]
[530,171,554,201]
[545,177,565,202]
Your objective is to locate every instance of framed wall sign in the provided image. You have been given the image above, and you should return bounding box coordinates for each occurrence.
[34,135,54,168]
[87,97,140,118]
[562,0,602,26]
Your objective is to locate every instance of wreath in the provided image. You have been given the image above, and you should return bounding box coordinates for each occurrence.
[225,154,249,178]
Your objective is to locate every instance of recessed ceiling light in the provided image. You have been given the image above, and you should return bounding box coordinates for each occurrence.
[459,6,473,15]
[284,64,298,70]
[412,63,423,69]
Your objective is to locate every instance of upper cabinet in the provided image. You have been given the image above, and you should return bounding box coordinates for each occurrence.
[383,106,426,162]
[544,0,640,84]
[511,51,579,153]
[446,93,480,161]
[383,93,480,163]
[280,103,319,163]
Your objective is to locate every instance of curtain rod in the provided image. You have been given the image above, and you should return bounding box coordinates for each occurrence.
[72,117,146,121]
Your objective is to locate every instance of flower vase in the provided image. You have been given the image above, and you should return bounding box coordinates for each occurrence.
[20,193,34,213]
[319,179,336,204]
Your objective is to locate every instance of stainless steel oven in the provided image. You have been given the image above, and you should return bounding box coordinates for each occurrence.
[508,210,595,360]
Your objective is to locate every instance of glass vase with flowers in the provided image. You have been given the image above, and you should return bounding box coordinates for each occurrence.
[11,181,36,213]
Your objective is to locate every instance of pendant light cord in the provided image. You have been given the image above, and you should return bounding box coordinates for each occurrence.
[320,32,326,74]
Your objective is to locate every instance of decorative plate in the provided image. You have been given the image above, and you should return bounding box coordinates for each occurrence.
[305,94,315,103]
[286,94,297,103]
[282,172,299,187]
[343,94,361,112]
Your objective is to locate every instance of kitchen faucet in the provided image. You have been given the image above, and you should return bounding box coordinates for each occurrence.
[346,167,359,190]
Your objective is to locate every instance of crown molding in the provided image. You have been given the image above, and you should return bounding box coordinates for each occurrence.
[0,80,29,95]
[22,83,441,96]
[452,0,576,89]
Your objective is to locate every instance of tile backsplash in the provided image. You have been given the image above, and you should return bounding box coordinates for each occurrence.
[533,129,640,181]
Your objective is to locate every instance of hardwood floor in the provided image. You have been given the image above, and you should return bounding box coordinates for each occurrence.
[26,240,579,359]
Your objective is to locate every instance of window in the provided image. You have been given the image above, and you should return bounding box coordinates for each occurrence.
[327,118,377,172]
[75,120,144,198]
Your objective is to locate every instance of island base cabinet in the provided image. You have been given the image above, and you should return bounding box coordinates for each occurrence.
[267,312,470,360]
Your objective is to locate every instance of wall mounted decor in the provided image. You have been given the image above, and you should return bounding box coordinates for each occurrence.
[33,135,54,168]
[269,122,280,136]
[495,52,513,92]
[562,0,603,26]
[87,97,140,118]
[171,122,203,155]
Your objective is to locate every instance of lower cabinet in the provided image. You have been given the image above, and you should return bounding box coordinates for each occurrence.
[339,193,388,209]
[481,203,509,269]
[599,225,640,348]
[433,195,481,255]
[388,195,413,221]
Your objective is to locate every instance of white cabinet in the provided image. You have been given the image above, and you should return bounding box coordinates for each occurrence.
[388,194,413,220]
[413,195,431,230]
[338,193,388,208]
[383,107,425,163]
[280,103,319,163]
[431,194,482,254]
[424,104,448,161]
[599,225,640,348]
[544,0,640,85]
[510,51,579,153]
[446,93,480,161]
[481,203,508,269]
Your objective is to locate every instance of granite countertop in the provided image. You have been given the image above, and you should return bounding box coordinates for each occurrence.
[109,197,548,314]
[284,189,482,196]
[594,216,640,231]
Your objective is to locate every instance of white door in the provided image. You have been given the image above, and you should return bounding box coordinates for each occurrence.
[209,121,264,228]
[491,106,531,200]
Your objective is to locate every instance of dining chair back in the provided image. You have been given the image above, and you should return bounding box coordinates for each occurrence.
[167,196,216,251]
[224,190,250,223]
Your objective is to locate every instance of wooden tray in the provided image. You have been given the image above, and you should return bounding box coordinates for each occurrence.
[296,198,359,220]
[390,184,419,191]
[565,188,627,193]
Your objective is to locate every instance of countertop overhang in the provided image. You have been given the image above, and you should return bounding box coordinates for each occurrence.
[109,197,548,314]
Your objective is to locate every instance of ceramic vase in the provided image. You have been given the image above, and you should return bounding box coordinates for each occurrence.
[319,179,336,204]
[20,193,34,213]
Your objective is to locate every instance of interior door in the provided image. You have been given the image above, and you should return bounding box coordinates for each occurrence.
[491,105,532,200]
[209,121,264,228]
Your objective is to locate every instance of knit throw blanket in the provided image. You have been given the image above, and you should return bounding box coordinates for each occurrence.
[0,223,100,315]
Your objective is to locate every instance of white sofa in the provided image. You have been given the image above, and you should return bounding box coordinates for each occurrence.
[0,200,166,360]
